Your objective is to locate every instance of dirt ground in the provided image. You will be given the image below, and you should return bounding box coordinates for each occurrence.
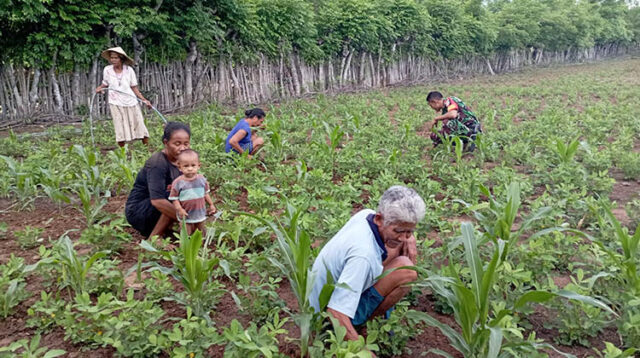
[0,184,626,357]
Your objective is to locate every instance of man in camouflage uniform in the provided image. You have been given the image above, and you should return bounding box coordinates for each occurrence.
[426,91,482,151]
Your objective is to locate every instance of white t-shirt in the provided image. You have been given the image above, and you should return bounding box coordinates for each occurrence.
[308,209,385,318]
[101,65,139,107]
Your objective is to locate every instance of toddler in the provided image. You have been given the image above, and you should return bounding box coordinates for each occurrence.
[168,149,216,235]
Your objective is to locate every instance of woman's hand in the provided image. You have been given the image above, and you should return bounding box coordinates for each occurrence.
[95,86,105,94]
[143,99,152,109]
[207,205,217,216]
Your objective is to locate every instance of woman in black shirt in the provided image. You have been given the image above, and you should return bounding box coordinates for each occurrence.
[125,122,191,238]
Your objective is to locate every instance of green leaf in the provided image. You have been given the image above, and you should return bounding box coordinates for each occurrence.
[43,350,67,358]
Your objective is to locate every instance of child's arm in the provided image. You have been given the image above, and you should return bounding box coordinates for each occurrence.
[173,200,188,220]
[204,193,216,215]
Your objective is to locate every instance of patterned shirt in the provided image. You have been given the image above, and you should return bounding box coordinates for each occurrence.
[442,96,479,135]
[168,174,210,224]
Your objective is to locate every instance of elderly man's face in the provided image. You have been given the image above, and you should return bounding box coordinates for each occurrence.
[373,214,416,249]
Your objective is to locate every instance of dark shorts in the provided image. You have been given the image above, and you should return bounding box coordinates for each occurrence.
[351,286,386,327]
[125,199,161,238]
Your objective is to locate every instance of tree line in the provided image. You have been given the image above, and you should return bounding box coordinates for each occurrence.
[0,0,639,123]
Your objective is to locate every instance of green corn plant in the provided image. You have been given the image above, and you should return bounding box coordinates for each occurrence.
[295,160,308,182]
[38,168,71,205]
[107,146,139,191]
[54,235,107,295]
[408,222,617,358]
[268,119,287,161]
[0,334,65,358]
[552,137,580,164]
[71,144,111,195]
[455,182,558,262]
[453,136,464,164]
[238,200,316,357]
[72,181,108,227]
[592,202,640,295]
[314,121,344,175]
[139,225,220,319]
[0,154,39,207]
[1,279,28,318]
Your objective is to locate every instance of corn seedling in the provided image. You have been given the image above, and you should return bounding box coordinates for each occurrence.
[72,181,109,227]
[139,226,220,320]
[239,200,316,357]
[0,154,39,207]
[455,181,560,262]
[54,235,108,295]
[107,145,139,191]
[408,222,616,358]
[552,137,580,164]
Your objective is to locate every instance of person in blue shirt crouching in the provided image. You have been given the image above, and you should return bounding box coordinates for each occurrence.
[225,107,266,157]
[309,186,425,353]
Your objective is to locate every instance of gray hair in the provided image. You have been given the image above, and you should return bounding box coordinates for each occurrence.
[377,186,426,225]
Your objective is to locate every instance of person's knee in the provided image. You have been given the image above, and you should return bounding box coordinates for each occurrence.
[381,256,417,290]
[391,256,418,283]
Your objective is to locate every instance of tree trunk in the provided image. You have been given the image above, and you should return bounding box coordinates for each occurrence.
[485,57,495,75]
[185,41,197,105]
[7,64,24,116]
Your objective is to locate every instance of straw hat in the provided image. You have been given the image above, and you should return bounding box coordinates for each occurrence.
[101,47,135,66]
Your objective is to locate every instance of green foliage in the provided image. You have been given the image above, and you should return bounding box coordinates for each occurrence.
[50,235,123,294]
[78,218,131,254]
[14,226,45,249]
[26,292,66,333]
[594,342,638,358]
[409,222,616,357]
[309,314,378,357]
[222,314,288,358]
[139,227,221,319]
[0,334,65,358]
[156,307,222,357]
[365,303,413,357]
[96,289,165,357]
[232,274,286,323]
[3,0,636,79]
[0,255,32,318]
[239,199,318,356]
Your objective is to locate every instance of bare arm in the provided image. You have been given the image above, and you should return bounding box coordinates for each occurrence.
[173,200,188,219]
[95,83,108,93]
[131,85,151,108]
[327,308,360,341]
[228,130,248,154]
[151,198,178,220]
[204,193,216,214]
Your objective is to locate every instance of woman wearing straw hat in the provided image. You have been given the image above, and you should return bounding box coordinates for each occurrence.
[95,46,151,147]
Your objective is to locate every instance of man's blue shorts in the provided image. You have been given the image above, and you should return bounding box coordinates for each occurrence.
[351,286,387,327]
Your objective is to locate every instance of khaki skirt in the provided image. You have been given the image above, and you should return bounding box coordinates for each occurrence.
[109,104,150,142]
